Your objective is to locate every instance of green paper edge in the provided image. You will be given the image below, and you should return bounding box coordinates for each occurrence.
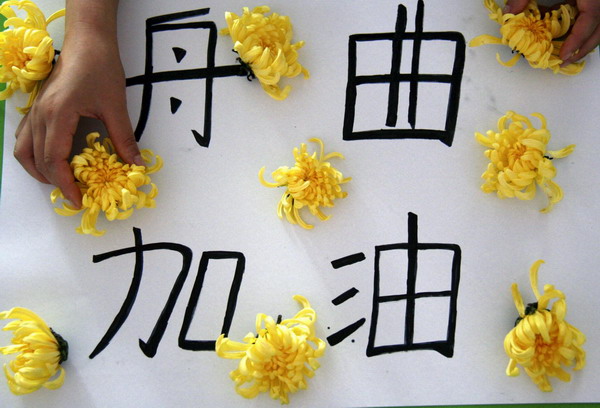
[376,405,599,408]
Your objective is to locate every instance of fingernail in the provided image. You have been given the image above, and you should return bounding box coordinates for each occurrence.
[560,59,572,67]
[133,154,144,166]
[560,52,574,67]
[68,198,81,210]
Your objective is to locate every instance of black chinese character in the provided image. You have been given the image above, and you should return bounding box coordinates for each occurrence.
[343,1,466,146]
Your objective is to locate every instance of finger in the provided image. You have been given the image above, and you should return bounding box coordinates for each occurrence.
[575,24,600,57]
[13,118,50,184]
[15,112,28,138]
[31,112,50,182]
[562,25,600,65]
[560,11,600,63]
[503,0,529,14]
[44,116,82,208]
[101,104,143,166]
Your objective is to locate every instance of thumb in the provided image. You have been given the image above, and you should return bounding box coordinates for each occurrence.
[103,106,144,166]
[503,0,529,14]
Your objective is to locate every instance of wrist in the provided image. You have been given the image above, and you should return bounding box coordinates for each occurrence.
[65,0,119,41]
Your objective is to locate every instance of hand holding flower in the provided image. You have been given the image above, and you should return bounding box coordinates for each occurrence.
[13,0,141,209]
[504,0,600,65]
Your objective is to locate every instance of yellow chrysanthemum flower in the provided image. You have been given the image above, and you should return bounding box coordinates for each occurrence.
[221,6,309,100]
[470,0,584,75]
[259,138,350,229]
[0,0,64,113]
[504,260,586,391]
[0,307,68,395]
[216,295,326,405]
[51,132,163,237]
[475,111,574,212]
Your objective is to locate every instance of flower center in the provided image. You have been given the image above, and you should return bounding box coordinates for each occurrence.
[89,164,123,183]
[299,167,317,186]
[76,152,133,206]
[265,351,297,377]
[90,164,123,185]
[290,163,334,205]
[502,15,553,56]
[534,334,559,365]
[508,141,527,161]
[259,36,275,51]
[260,334,301,379]
[256,28,277,49]
[515,17,549,42]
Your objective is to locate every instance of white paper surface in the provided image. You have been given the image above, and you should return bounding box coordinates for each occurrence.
[1,1,599,407]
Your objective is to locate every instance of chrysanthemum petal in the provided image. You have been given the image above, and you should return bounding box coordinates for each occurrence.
[42,366,65,389]
[471,0,585,74]
[216,296,324,403]
[504,261,586,391]
[221,6,308,100]
[0,1,64,112]
[0,307,67,395]
[51,132,162,235]
[475,112,574,212]
[260,139,350,229]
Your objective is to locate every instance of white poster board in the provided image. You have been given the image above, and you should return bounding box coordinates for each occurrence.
[1,0,599,407]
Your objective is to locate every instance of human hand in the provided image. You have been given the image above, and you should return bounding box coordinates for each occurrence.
[503,0,600,65]
[13,0,141,209]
